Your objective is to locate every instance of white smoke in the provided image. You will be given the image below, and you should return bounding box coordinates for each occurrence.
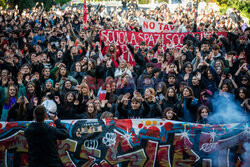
[210,92,248,124]
[243,142,250,167]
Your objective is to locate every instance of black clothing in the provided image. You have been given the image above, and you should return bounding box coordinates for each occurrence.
[122,0,127,8]
[115,102,130,119]
[197,117,208,124]
[24,119,69,167]
[7,103,33,121]
[128,107,144,119]
[161,97,178,111]
[191,85,203,99]
[143,101,162,118]
[58,103,82,120]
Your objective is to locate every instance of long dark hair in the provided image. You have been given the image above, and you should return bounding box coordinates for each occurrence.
[162,107,177,120]
[221,82,233,93]
[196,105,210,122]
[85,102,98,119]
[235,87,248,101]
[61,79,74,95]
[4,85,18,104]
[105,81,116,103]
[165,87,178,102]
[64,91,76,104]
[55,64,67,81]
[180,86,194,104]
[16,101,28,121]
[240,75,249,87]
[183,61,193,73]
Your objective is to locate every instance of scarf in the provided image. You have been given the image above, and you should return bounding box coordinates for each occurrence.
[1,97,17,121]
[3,97,17,110]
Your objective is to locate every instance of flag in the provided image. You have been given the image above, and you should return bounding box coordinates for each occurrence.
[97,88,106,101]
[83,0,87,24]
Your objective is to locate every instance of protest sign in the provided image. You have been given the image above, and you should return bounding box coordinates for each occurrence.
[139,17,176,32]
[100,30,227,65]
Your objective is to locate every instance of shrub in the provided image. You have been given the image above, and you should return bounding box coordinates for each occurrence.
[214,0,250,23]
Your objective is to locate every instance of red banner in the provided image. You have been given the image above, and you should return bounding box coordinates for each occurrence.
[83,0,87,24]
[100,30,227,65]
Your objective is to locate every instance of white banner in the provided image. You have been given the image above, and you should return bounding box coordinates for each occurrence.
[139,17,176,33]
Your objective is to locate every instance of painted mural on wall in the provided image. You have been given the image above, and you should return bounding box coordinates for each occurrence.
[0,119,249,167]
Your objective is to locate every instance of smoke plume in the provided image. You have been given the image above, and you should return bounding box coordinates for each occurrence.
[210,92,248,124]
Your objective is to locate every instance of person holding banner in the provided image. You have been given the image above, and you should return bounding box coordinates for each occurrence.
[114,59,133,87]
[102,43,123,68]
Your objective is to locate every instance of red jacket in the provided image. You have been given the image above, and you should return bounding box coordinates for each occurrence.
[102,44,123,68]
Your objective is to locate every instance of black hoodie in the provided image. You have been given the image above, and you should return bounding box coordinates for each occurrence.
[24,119,69,167]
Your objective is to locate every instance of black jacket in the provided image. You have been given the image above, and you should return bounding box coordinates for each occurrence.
[161,97,178,111]
[143,101,162,118]
[115,102,130,119]
[24,119,69,167]
[128,106,145,119]
[58,102,82,120]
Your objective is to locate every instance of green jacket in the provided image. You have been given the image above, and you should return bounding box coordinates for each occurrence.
[0,84,26,121]
[50,66,78,85]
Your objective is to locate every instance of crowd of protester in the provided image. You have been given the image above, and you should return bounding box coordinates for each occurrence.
[0,1,249,124]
